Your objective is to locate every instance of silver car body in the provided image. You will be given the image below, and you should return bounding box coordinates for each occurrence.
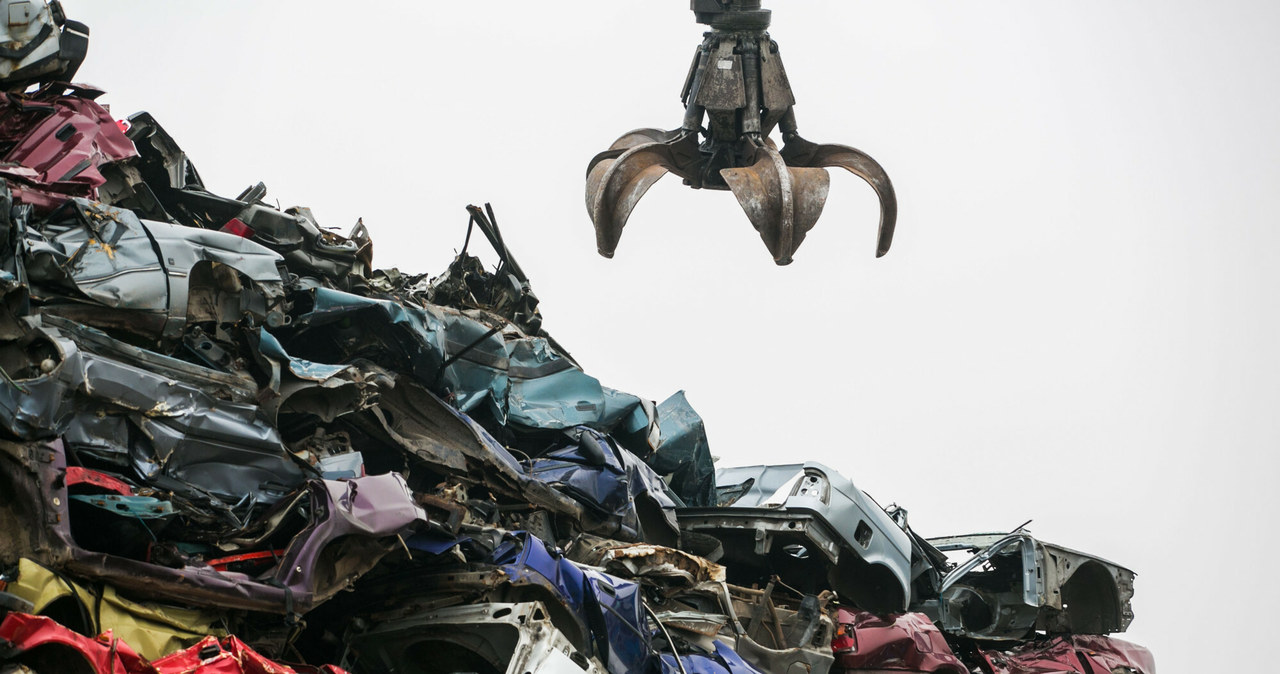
[678,462,913,613]
[928,532,1136,641]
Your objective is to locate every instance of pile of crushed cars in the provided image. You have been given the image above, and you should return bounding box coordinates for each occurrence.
[0,3,1155,674]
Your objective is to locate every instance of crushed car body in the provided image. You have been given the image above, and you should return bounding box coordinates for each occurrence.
[923,533,1135,641]
[678,462,914,614]
[0,2,1154,673]
[827,610,1154,674]
[0,612,351,674]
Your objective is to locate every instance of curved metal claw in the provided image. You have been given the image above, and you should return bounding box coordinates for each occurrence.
[607,127,684,151]
[587,143,675,258]
[586,131,699,258]
[781,135,897,257]
[720,144,830,265]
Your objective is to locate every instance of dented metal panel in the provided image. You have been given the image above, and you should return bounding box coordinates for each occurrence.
[525,427,681,545]
[489,532,659,674]
[830,610,967,674]
[345,602,605,674]
[975,635,1156,674]
[647,391,716,507]
[926,533,1136,641]
[3,558,221,661]
[269,473,427,606]
[0,612,351,674]
[27,199,286,340]
[679,463,913,614]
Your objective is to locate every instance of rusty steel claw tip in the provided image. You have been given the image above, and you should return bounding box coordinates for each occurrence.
[721,147,830,265]
[586,142,676,260]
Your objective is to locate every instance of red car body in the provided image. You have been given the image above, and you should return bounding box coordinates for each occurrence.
[0,612,350,674]
[830,609,1156,674]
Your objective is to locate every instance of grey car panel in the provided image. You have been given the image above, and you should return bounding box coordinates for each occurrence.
[679,462,913,614]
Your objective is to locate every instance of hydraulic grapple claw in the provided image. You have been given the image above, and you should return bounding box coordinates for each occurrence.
[585,0,897,265]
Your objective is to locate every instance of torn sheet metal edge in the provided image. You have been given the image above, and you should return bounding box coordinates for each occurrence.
[345,601,606,674]
[3,558,222,661]
[714,581,835,674]
[489,531,657,674]
[0,612,351,674]
[41,314,258,402]
[977,634,1156,674]
[929,532,1136,638]
[679,462,913,613]
[831,609,968,674]
[271,473,427,606]
[581,540,727,585]
[30,199,287,340]
[368,377,585,519]
[660,639,769,674]
[523,426,680,545]
[0,438,405,616]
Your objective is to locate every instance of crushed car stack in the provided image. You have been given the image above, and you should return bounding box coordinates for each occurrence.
[0,2,1155,673]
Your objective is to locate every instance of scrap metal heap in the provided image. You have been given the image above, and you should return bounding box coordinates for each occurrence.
[0,3,1154,673]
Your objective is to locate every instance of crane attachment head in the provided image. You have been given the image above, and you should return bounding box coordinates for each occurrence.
[585,0,896,265]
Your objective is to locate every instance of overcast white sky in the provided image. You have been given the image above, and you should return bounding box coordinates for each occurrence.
[71,1,1280,671]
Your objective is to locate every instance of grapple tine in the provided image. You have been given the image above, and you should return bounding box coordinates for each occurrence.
[721,145,830,265]
[584,128,678,183]
[782,137,898,257]
[586,143,675,258]
[607,128,684,151]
